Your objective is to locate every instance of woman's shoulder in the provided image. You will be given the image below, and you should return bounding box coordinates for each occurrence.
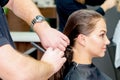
[99,71,112,80]
[64,66,81,80]
[64,62,91,80]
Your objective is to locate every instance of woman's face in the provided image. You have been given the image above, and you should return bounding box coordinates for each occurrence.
[85,18,110,58]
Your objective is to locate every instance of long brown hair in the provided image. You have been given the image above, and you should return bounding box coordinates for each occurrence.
[55,9,104,80]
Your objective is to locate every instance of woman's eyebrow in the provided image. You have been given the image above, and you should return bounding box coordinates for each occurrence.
[100,30,107,33]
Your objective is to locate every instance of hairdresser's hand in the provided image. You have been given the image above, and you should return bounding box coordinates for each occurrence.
[33,21,70,51]
[101,0,116,12]
[41,48,66,74]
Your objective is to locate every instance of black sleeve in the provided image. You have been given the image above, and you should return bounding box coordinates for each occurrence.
[85,0,105,6]
[96,7,105,16]
[0,0,9,7]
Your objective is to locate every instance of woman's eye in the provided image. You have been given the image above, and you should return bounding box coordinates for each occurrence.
[100,34,105,37]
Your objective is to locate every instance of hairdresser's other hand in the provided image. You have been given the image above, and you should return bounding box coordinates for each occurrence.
[33,21,70,51]
[101,0,116,11]
[41,48,66,75]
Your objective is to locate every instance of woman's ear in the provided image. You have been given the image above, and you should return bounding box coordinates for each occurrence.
[77,34,86,46]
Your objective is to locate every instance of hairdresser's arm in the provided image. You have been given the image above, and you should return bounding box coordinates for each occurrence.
[5,0,69,51]
[100,0,116,12]
[0,44,66,80]
[95,0,116,16]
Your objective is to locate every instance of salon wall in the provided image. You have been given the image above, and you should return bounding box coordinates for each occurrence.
[105,7,120,39]
[88,6,120,80]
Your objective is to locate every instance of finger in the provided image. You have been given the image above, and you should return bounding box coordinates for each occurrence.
[58,51,64,57]
[53,48,65,57]
[61,57,67,64]
[45,47,53,53]
[60,38,68,48]
[53,48,61,52]
[63,57,66,62]
[61,34,70,45]
[57,44,66,51]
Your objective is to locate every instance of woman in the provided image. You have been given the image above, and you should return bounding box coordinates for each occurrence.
[61,9,111,80]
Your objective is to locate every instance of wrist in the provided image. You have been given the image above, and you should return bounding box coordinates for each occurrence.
[31,15,46,29]
[33,21,51,32]
[96,7,105,16]
[39,61,54,79]
[101,4,107,12]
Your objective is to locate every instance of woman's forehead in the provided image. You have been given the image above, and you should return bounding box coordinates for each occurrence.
[91,18,107,34]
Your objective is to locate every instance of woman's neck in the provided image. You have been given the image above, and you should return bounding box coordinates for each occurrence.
[72,47,92,64]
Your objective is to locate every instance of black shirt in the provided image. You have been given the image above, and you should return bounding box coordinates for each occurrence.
[0,0,9,7]
[85,0,105,6]
[0,0,15,48]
